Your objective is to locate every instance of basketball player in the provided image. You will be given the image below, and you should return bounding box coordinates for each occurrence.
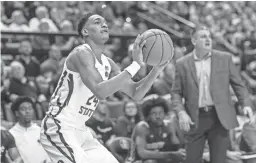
[40,13,171,163]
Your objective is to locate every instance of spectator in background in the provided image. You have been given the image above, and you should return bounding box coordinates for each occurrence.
[136,21,148,34]
[8,61,43,104]
[32,18,52,50]
[9,96,50,163]
[1,60,11,110]
[29,6,58,32]
[40,45,62,75]
[131,96,185,163]
[1,3,11,30]
[1,128,23,163]
[241,61,256,111]
[86,102,116,146]
[50,2,67,28]
[54,20,77,51]
[38,45,62,99]
[114,100,142,138]
[229,102,250,160]
[151,60,175,96]
[8,10,31,32]
[0,60,15,123]
[243,61,256,91]
[15,39,40,77]
[240,113,256,162]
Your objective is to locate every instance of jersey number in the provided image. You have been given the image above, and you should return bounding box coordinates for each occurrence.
[86,95,99,107]
[78,95,99,116]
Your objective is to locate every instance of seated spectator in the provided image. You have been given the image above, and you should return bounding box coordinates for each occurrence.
[240,113,256,153]
[54,20,77,51]
[32,18,52,50]
[8,61,46,120]
[1,60,11,114]
[245,61,256,94]
[50,2,67,28]
[8,61,40,102]
[40,45,62,75]
[1,3,11,26]
[1,60,14,123]
[1,128,23,163]
[114,100,143,138]
[136,21,148,34]
[229,102,250,152]
[29,6,58,32]
[9,96,50,163]
[15,39,40,78]
[86,102,116,146]
[8,10,31,32]
[241,61,256,111]
[130,97,185,163]
[151,60,175,95]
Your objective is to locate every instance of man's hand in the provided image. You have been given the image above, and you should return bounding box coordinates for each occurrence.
[178,111,195,132]
[243,106,254,123]
[227,151,242,161]
[169,150,186,162]
[132,34,146,66]
[202,152,210,162]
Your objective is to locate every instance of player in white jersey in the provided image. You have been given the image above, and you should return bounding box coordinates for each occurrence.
[40,13,172,163]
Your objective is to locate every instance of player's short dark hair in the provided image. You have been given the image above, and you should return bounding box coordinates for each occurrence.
[141,96,169,118]
[191,25,210,38]
[77,13,94,38]
[11,96,34,112]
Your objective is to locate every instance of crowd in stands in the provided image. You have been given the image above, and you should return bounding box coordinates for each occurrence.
[1,1,256,163]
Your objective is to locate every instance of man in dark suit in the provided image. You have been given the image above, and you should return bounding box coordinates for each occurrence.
[171,26,254,163]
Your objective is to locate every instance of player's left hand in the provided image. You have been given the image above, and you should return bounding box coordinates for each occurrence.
[243,106,254,123]
[132,34,146,66]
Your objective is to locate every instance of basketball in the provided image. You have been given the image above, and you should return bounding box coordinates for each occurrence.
[141,29,174,66]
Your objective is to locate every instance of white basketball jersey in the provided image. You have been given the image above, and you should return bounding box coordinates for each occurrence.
[47,44,111,130]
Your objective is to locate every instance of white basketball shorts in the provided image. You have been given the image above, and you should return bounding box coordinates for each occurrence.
[40,115,118,163]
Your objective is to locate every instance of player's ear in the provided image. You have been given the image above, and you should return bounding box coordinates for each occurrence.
[82,28,89,37]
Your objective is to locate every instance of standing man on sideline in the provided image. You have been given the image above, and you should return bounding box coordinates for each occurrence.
[171,25,254,163]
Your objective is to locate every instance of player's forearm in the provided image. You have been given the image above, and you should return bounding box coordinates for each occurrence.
[132,68,161,100]
[95,70,132,100]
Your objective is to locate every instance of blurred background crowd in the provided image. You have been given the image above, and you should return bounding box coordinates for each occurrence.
[1,1,256,163]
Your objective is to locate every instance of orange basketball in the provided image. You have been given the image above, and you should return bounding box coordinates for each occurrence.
[141,29,174,66]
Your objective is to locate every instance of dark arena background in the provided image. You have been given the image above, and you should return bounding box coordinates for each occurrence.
[1,1,256,163]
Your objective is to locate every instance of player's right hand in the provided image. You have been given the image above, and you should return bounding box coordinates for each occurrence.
[132,34,146,66]
[178,110,194,132]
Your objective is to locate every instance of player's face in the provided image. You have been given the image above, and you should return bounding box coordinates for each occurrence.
[17,102,34,123]
[148,106,165,126]
[85,15,109,44]
[193,29,212,51]
[124,101,138,117]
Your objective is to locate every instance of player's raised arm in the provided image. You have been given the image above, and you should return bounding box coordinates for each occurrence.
[107,34,172,101]
[69,45,141,100]
[108,57,170,101]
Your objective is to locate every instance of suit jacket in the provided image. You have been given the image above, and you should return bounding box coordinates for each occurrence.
[171,49,251,130]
